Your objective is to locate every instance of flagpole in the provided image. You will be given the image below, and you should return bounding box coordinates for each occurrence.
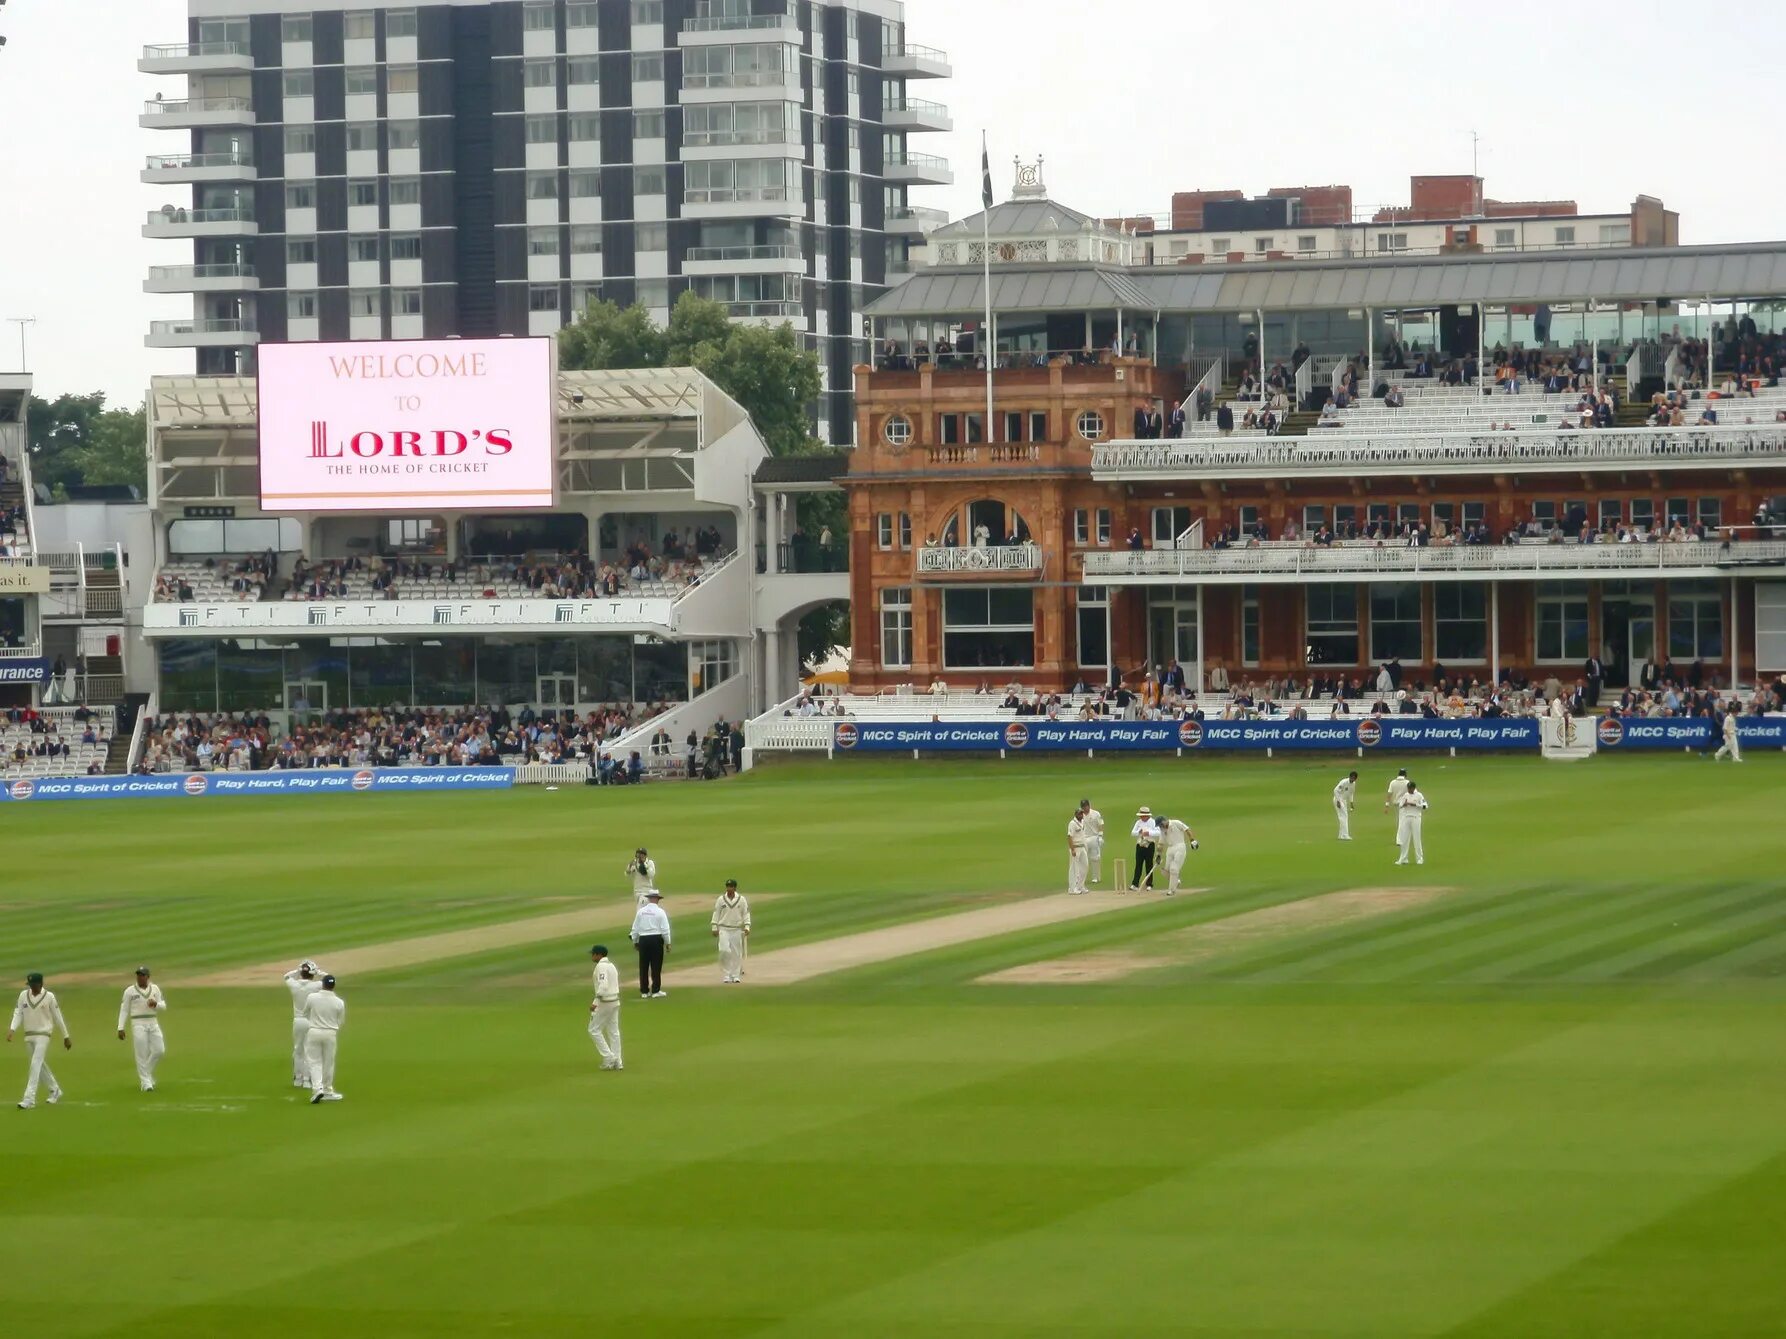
[982,132,994,443]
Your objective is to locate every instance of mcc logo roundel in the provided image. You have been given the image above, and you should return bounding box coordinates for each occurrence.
[1596,716,1624,746]
[1178,719,1203,748]
[351,769,376,791]
[8,778,33,800]
[833,721,859,750]
[183,773,209,796]
[1004,721,1030,749]
[1356,718,1382,747]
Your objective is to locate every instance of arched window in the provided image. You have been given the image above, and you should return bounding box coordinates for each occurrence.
[939,498,1030,548]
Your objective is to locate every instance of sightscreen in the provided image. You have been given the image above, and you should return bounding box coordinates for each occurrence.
[257,338,555,511]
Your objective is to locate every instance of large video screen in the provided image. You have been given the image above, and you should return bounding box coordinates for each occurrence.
[257,338,555,512]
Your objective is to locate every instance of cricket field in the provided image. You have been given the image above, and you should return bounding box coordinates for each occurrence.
[4,754,1783,1336]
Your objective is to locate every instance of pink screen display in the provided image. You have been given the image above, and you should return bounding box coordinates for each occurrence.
[257,338,555,511]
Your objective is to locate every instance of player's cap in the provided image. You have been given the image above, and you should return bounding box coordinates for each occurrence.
[1079,798,1090,807]
[724,879,738,888]
[645,890,664,899]
[321,974,337,988]
[590,944,608,956]
[1397,768,1407,775]
[25,972,43,986]
[135,966,151,976]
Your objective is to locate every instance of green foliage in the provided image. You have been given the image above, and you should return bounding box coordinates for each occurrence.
[559,292,823,457]
[26,392,148,496]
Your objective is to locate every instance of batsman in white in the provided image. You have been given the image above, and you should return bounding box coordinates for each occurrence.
[1156,815,1200,895]
[588,944,623,1070]
[7,972,71,1109]
[1333,770,1359,840]
[1082,799,1106,885]
[116,965,167,1092]
[304,974,346,1103]
[284,960,328,1088]
[710,878,752,983]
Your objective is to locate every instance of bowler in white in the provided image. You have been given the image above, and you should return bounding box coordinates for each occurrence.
[303,975,346,1103]
[710,879,752,983]
[587,944,623,1070]
[1386,769,1411,847]
[7,972,71,1109]
[1066,803,1090,895]
[1333,771,1359,840]
[284,960,327,1088]
[116,966,167,1092]
[1157,816,1198,895]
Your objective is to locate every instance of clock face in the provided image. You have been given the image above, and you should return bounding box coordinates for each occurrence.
[998,242,1017,261]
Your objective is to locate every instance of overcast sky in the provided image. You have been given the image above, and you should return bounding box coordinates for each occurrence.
[1,0,1781,407]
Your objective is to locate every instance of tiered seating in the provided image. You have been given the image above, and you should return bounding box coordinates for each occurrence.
[1,707,117,778]
[283,555,724,602]
[154,557,268,602]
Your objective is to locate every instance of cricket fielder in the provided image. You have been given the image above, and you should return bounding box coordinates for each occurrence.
[1082,800,1106,884]
[1066,803,1091,895]
[1395,783,1429,866]
[1714,710,1743,762]
[628,848,659,906]
[284,961,327,1088]
[1157,816,1199,895]
[1386,769,1411,847]
[710,879,751,983]
[7,973,71,1109]
[303,976,345,1103]
[116,966,167,1092]
[1333,771,1359,840]
[588,945,623,1069]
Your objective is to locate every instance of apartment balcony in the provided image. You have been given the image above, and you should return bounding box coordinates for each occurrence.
[1081,539,1786,588]
[882,150,953,186]
[142,150,257,185]
[883,42,951,78]
[139,40,253,74]
[679,70,801,103]
[144,264,259,295]
[681,244,805,275]
[884,204,949,237]
[682,186,803,220]
[140,96,255,130]
[679,12,799,44]
[143,206,258,239]
[883,96,952,133]
[722,301,807,329]
[146,318,260,349]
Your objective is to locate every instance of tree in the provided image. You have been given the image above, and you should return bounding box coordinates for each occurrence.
[25,392,148,496]
[556,299,666,371]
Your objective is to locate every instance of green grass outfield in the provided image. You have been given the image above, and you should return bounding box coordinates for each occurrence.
[4,754,1785,1337]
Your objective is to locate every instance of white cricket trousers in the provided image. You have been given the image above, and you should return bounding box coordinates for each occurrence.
[130,1022,166,1088]
[304,1029,339,1094]
[1164,847,1187,893]
[1067,848,1089,895]
[1715,736,1742,762]
[1334,800,1351,839]
[1087,837,1104,883]
[717,928,746,981]
[292,1017,311,1084]
[1397,816,1425,865]
[588,1001,622,1067]
[20,1034,59,1105]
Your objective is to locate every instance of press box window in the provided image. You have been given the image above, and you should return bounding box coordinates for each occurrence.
[942,588,1035,670]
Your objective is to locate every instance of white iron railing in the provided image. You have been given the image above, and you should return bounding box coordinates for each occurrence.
[916,543,1041,574]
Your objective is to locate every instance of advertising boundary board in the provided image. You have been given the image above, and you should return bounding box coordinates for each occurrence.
[1594,715,1786,750]
[0,767,516,803]
[831,718,1544,754]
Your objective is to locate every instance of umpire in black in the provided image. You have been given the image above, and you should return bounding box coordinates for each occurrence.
[629,889,672,997]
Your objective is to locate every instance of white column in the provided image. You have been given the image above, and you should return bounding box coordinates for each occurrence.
[1104,594,1114,690]
[1366,306,1374,389]
[1193,585,1205,699]
[765,625,782,706]
[1730,576,1739,687]
[1490,580,1500,684]
[764,494,784,574]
